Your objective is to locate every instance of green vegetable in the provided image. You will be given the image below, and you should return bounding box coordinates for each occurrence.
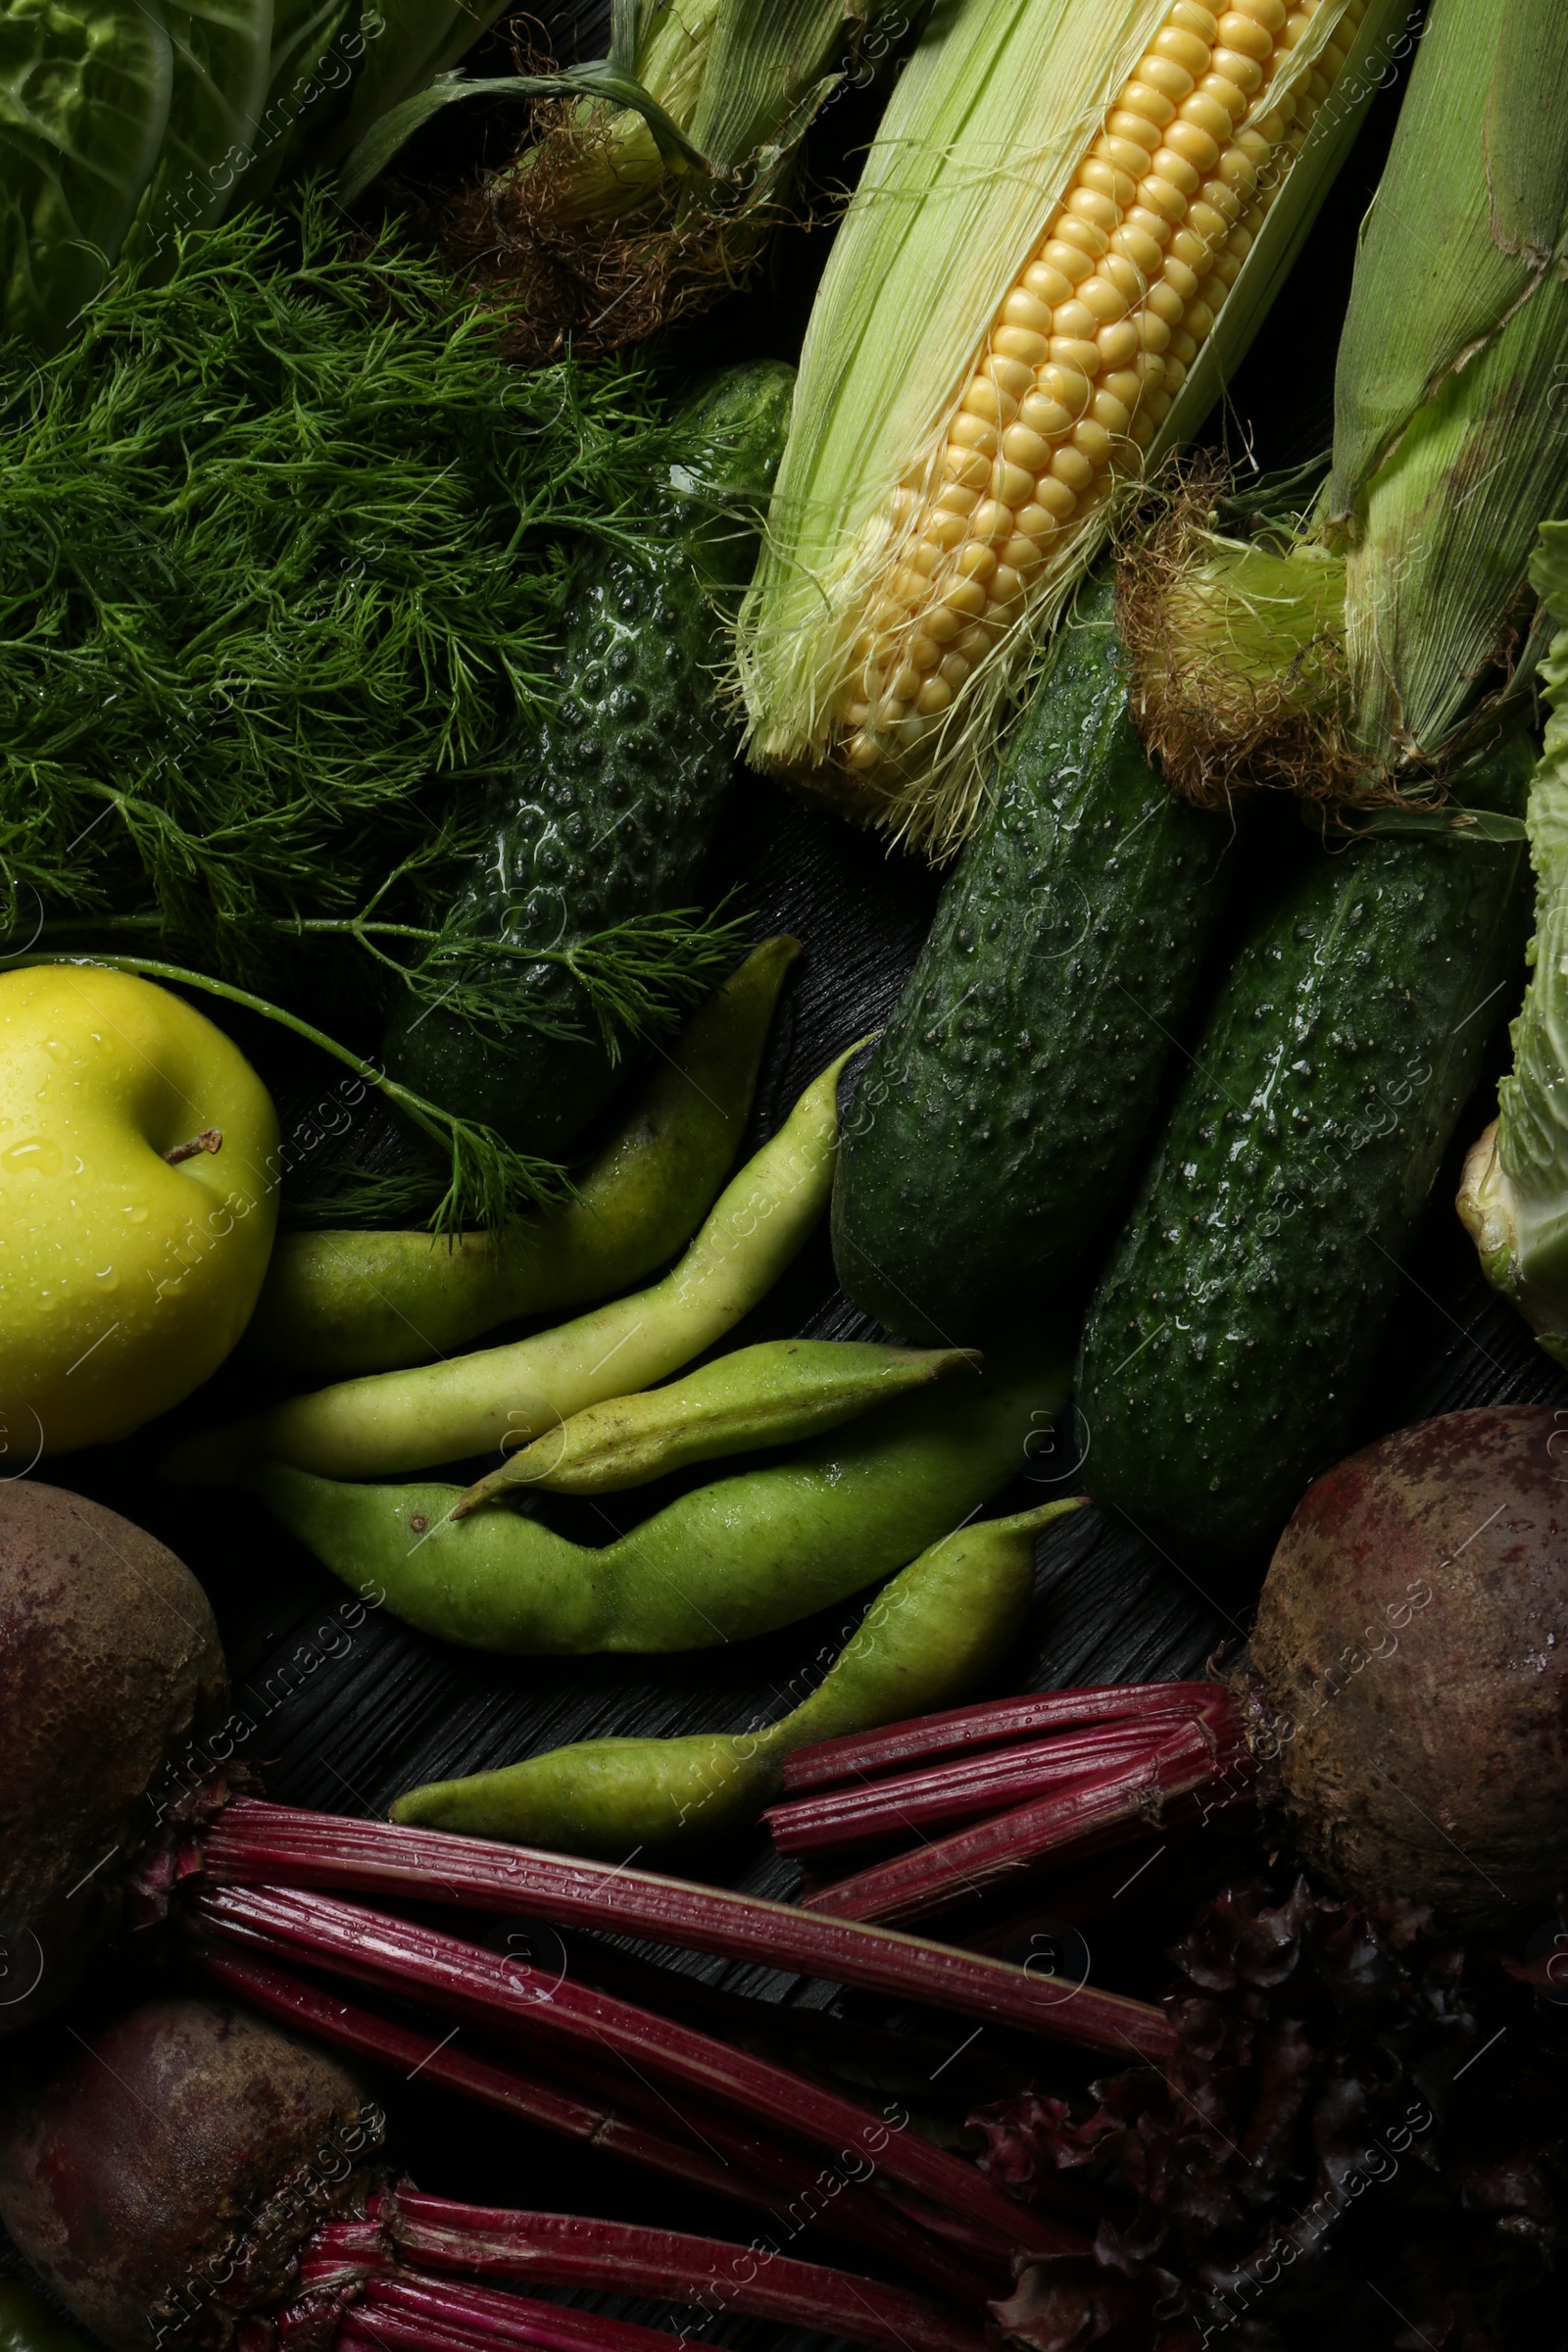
[1076,0,1565,1572]
[453,1340,978,1512]
[0,0,172,353]
[122,0,272,265]
[0,0,515,350]
[391,1498,1079,1852]
[0,2282,89,2352]
[164,1046,854,1484]
[832,569,1228,1342]
[1459,526,1568,1359]
[246,1344,1071,1654]
[244,936,800,1380]
[383,359,795,1157]
[1076,738,1532,1573]
[0,193,747,1228]
[425,0,910,363]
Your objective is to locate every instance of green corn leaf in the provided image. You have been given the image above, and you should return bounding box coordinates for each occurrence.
[1472,522,1568,1348]
[689,0,848,172]
[337,59,711,206]
[1331,0,1568,759]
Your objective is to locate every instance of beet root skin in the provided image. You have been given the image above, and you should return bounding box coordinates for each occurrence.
[0,1484,227,2036]
[1243,1406,1568,1930]
[0,1997,379,2352]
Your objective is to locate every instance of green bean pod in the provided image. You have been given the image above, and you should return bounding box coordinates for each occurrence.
[452,1340,978,1512]
[244,1341,1071,1654]
[242,937,801,1380]
[165,1046,857,1487]
[389,1497,1080,1853]
[0,2283,90,2352]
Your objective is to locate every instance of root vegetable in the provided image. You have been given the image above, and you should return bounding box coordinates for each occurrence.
[776,1410,1568,1935]
[0,1482,225,2036]
[0,1468,1175,2266]
[0,1997,988,2352]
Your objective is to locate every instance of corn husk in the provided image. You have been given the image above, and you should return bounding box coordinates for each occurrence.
[425,0,904,362]
[1122,0,1568,804]
[737,0,1405,855]
[1331,0,1568,760]
[1458,527,1568,1356]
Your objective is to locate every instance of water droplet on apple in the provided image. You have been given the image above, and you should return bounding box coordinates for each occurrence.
[125,1202,148,1224]
[94,1266,119,1292]
[44,1037,70,1062]
[2,1137,62,1177]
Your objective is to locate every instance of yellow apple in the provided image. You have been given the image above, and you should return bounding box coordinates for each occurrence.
[0,966,281,1454]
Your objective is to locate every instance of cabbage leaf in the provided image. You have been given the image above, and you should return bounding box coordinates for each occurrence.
[0,0,172,349]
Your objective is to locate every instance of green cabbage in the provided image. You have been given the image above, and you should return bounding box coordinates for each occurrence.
[0,0,511,350]
[0,0,172,349]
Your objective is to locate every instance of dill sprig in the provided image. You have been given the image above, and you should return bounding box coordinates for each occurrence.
[0,188,744,1227]
[0,188,667,985]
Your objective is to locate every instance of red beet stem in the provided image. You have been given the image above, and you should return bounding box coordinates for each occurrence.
[805,1724,1257,1927]
[201,1800,1174,2058]
[195,1946,747,2209]
[199,1946,1000,2306]
[466,2023,1009,2295]
[193,1885,1081,2255]
[338,2309,506,2352]
[777,1683,1231,1792]
[372,2188,986,2352]
[353,2271,707,2352]
[766,1724,1177,1858]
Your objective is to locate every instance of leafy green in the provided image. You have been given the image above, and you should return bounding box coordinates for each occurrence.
[0,0,520,348]
[0,190,735,1224]
[122,0,271,261]
[0,0,172,351]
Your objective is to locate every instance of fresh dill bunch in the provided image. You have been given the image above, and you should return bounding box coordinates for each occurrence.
[0,185,671,1000]
[0,188,756,1229]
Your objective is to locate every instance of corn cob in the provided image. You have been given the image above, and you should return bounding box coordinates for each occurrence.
[740,0,1402,852]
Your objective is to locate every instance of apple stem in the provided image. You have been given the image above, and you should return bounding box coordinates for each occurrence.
[163,1127,223,1163]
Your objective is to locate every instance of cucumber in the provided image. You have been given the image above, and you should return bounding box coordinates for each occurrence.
[384,360,794,1157]
[1075,739,1533,1576]
[831,570,1230,1341]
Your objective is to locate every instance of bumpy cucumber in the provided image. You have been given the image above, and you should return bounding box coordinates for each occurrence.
[384,361,794,1156]
[1076,740,1533,1575]
[832,570,1229,1341]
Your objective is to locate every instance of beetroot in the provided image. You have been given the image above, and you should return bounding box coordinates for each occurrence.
[0,1484,225,2035]
[769,1409,1568,1935]
[0,1997,987,2352]
[1241,1405,1568,1927]
[0,1997,372,2350]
